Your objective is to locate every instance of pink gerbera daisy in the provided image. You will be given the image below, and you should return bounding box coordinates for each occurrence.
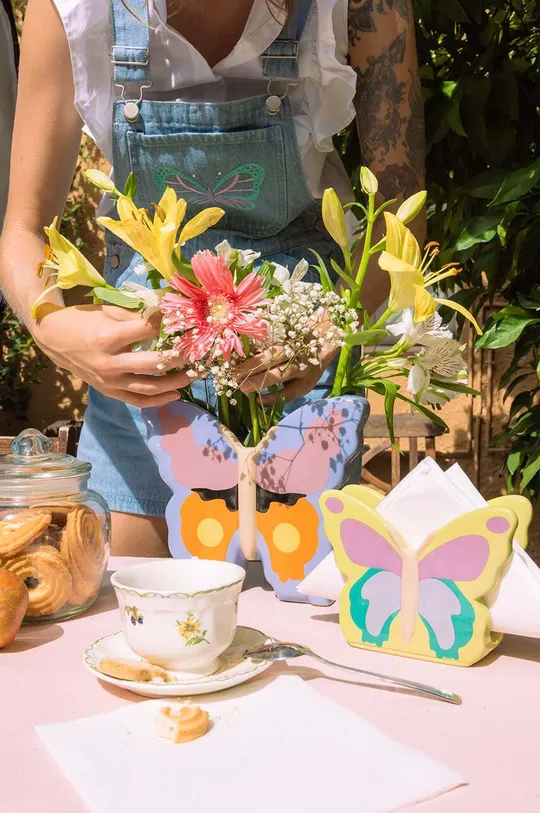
[161,250,269,362]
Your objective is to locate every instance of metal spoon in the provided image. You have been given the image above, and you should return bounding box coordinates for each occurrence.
[244,642,462,705]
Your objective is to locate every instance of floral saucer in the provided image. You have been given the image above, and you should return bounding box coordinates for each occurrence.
[83,625,273,698]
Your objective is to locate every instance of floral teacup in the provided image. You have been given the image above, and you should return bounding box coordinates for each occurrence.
[111,559,246,676]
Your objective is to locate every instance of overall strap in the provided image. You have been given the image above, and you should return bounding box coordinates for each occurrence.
[261,0,314,81]
[110,0,151,85]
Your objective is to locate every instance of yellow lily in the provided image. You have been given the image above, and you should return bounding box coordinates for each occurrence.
[177,207,226,246]
[379,213,482,334]
[99,187,224,281]
[31,217,107,318]
[322,188,349,257]
[85,169,117,194]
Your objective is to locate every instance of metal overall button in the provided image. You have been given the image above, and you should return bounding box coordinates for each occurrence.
[265,95,282,115]
[123,101,140,122]
[110,255,120,269]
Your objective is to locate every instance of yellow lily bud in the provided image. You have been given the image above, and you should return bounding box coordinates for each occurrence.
[360,166,379,196]
[396,191,427,225]
[322,188,349,254]
[178,207,225,245]
[85,169,117,194]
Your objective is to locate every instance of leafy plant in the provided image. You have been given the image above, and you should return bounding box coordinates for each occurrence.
[337,0,539,490]
[0,306,46,418]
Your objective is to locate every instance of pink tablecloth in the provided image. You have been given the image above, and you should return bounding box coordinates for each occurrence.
[2,557,540,813]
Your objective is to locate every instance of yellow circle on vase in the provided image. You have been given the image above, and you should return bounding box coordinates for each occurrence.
[272,523,301,553]
[197,518,224,547]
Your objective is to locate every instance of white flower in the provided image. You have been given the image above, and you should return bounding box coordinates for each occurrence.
[123,281,166,319]
[271,263,290,286]
[133,261,155,277]
[407,338,467,403]
[215,240,261,269]
[271,258,309,287]
[387,308,453,346]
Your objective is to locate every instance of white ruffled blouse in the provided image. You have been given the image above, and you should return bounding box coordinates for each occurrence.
[53,0,357,200]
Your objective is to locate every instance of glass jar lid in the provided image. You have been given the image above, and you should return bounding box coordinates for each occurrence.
[0,429,90,480]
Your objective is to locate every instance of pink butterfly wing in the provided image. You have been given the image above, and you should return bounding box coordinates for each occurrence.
[156,404,238,491]
[418,535,490,582]
[340,518,403,576]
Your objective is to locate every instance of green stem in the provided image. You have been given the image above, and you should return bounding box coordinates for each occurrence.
[370,307,393,332]
[241,336,261,445]
[331,192,377,397]
[219,394,230,429]
[248,393,260,446]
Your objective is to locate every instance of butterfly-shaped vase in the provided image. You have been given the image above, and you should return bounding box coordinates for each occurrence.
[144,396,369,603]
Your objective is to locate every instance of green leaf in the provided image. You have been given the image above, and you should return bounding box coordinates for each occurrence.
[309,249,336,294]
[455,211,502,251]
[476,317,540,349]
[123,172,138,200]
[517,288,540,311]
[507,449,523,475]
[462,169,510,199]
[447,98,467,137]
[489,158,540,207]
[520,452,540,492]
[497,201,523,247]
[395,393,450,432]
[442,0,469,23]
[330,258,358,291]
[504,373,531,401]
[91,287,141,309]
[429,378,481,397]
[345,329,388,347]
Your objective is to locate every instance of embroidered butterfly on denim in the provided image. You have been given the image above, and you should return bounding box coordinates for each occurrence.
[153,163,266,210]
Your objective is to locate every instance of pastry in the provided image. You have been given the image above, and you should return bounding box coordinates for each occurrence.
[156,705,209,743]
[60,506,106,603]
[0,510,52,556]
[1,544,72,616]
[98,658,172,683]
[30,502,79,527]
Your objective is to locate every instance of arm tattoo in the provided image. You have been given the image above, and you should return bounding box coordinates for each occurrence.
[348,0,410,42]
[353,32,407,166]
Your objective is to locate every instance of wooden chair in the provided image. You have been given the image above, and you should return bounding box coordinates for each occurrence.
[0,424,79,457]
[361,414,445,493]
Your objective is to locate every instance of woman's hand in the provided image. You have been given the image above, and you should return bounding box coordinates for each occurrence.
[236,344,338,404]
[33,304,194,408]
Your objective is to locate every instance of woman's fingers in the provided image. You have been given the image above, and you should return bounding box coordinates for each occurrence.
[240,361,300,393]
[114,350,186,374]
[119,370,196,395]
[99,309,160,352]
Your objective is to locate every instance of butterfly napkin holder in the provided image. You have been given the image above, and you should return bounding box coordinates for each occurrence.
[144,396,368,603]
[321,484,532,666]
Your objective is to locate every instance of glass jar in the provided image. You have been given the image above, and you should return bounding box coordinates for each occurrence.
[0,429,110,622]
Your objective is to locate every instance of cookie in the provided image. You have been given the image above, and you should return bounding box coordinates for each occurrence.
[156,705,209,743]
[2,544,72,616]
[60,506,106,603]
[30,502,80,527]
[98,658,172,683]
[0,510,52,556]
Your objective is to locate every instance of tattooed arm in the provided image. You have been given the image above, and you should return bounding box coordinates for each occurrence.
[348,0,425,205]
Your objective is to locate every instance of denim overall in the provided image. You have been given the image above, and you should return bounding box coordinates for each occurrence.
[77,0,345,515]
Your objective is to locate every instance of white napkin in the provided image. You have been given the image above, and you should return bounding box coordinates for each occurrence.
[38,676,463,813]
[300,458,540,638]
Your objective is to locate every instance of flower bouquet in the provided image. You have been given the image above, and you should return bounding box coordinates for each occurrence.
[31,167,483,601]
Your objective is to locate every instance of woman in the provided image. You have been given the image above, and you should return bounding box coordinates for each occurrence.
[0,0,424,555]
